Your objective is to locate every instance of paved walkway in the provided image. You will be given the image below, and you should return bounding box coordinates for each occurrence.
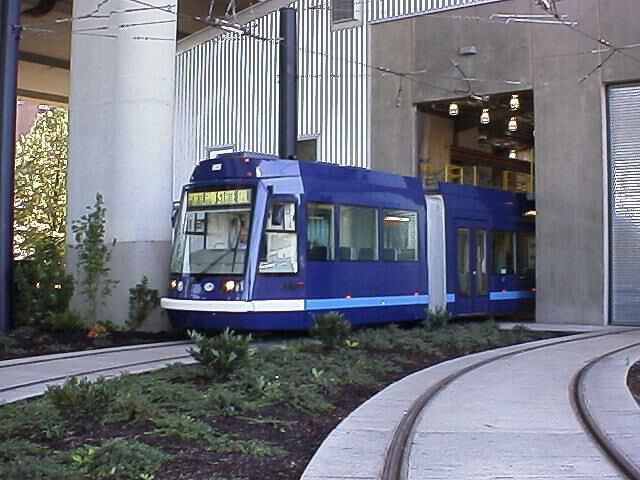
[0,341,195,403]
[302,326,640,480]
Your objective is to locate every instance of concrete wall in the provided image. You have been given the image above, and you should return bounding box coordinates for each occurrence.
[370,0,640,325]
[370,21,416,176]
[67,0,177,330]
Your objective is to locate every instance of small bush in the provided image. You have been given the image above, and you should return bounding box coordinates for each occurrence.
[0,439,70,480]
[188,328,253,378]
[45,376,118,421]
[150,413,215,441]
[0,333,18,352]
[70,438,168,479]
[127,276,160,330]
[0,399,66,439]
[206,386,253,416]
[510,324,530,340]
[425,306,450,331]
[310,311,351,348]
[47,310,85,333]
[13,239,74,328]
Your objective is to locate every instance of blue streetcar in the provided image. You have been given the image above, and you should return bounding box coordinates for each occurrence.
[161,152,535,330]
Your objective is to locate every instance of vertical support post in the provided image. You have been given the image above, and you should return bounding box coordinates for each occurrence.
[0,0,20,333]
[278,7,297,160]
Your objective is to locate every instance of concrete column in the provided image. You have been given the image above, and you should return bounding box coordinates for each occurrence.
[67,0,176,329]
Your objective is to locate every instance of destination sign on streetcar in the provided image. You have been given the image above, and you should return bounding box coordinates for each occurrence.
[187,189,252,208]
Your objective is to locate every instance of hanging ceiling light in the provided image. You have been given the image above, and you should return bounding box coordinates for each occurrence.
[509,149,518,159]
[480,108,490,125]
[508,116,518,132]
[510,94,520,111]
[449,102,459,116]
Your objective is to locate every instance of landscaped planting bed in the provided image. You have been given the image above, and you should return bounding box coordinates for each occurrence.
[0,326,185,361]
[0,321,561,480]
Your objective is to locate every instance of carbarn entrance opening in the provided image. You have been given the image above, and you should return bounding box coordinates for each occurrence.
[417,90,536,320]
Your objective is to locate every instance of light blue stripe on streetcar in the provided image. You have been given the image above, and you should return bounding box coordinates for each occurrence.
[305,295,429,311]
[446,294,456,303]
[489,290,535,301]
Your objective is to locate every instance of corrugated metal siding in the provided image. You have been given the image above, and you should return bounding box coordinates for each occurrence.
[369,0,503,23]
[608,84,640,326]
[173,1,368,195]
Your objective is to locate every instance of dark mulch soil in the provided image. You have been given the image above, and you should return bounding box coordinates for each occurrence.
[0,328,186,361]
[627,361,640,406]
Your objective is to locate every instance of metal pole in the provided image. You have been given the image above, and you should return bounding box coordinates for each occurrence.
[0,0,20,333]
[278,7,297,160]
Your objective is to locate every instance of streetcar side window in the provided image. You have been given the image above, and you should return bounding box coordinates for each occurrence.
[339,206,379,261]
[492,231,516,275]
[383,209,418,261]
[259,201,298,274]
[307,203,334,261]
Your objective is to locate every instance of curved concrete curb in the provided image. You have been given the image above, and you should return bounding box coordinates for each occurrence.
[301,331,610,480]
[577,343,640,478]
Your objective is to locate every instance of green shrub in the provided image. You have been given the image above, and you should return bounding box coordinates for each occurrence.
[0,399,66,439]
[46,310,85,332]
[206,386,253,416]
[14,239,74,328]
[70,438,168,479]
[45,376,118,421]
[71,193,118,325]
[188,328,253,378]
[310,311,351,348]
[0,333,18,352]
[127,276,160,330]
[510,323,530,340]
[0,439,71,480]
[425,306,450,331]
[150,412,215,441]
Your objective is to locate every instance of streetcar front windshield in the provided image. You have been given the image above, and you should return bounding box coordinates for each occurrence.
[170,189,253,275]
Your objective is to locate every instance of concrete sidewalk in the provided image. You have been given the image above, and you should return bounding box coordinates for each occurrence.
[302,327,640,480]
[0,341,195,404]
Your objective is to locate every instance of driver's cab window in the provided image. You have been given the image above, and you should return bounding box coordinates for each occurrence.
[259,200,298,273]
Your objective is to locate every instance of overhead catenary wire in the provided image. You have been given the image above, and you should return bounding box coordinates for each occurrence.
[535,0,640,68]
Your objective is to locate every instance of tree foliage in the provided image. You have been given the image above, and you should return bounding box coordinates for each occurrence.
[14,107,68,259]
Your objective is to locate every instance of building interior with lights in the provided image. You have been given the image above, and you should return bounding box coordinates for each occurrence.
[417,91,534,193]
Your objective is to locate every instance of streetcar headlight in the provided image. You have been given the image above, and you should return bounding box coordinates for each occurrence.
[203,282,214,292]
[170,279,177,289]
[223,280,236,293]
[177,281,184,292]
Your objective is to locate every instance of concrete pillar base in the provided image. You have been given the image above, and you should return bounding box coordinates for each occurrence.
[68,240,172,331]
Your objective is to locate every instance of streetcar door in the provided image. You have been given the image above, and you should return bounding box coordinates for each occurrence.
[455,221,489,314]
[254,197,305,301]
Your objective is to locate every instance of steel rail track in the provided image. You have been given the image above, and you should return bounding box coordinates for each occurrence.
[572,341,640,480]
[0,341,194,395]
[0,340,193,370]
[0,336,287,397]
[382,329,640,480]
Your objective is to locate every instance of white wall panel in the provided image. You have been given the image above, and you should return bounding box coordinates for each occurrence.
[369,0,502,23]
[173,1,368,197]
